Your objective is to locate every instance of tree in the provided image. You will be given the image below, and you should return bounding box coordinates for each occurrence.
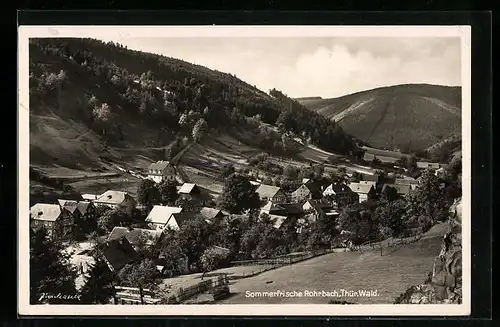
[192,118,208,142]
[218,173,261,214]
[407,169,449,222]
[200,247,231,275]
[283,165,299,180]
[137,179,162,210]
[154,229,186,277]
[30,228,78,304]
[374,199,408,237]
[381,185,399,202]
[221,165,236,179]
[97,207,132,235]
[118,258,158,290]
[79,259,116,304]
[177,218,211,270]
[157,179,178,205]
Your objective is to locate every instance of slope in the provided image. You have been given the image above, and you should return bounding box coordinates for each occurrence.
[28,38,360,197]
[297,84,462,153]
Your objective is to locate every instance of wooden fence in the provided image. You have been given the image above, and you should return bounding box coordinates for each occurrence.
[165,274,229,304]
[230,248,329,267]
[114,286,162,305]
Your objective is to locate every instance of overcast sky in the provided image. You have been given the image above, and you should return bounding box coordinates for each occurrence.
[100,36,461,98]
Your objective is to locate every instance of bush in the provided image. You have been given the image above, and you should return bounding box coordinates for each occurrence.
[200,247,231,272]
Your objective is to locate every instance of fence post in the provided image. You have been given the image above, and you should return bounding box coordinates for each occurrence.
[139,286,144,305]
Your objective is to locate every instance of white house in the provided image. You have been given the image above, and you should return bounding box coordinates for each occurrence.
[94,190,136,209]
[348,183,376,203]
[145,205,183,231]
[147,160,176,183]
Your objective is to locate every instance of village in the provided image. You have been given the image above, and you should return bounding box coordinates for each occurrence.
[29,154,452,305]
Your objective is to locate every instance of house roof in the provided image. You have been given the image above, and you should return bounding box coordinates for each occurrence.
[255,184,282,199]
[57,199,79,214]
[208,245,231,255]
[302,178,311,184]
[30,203,63,221]
[107,227,163,246]
[361,174,379,182]
[325,210,340,216]
[359,181,377,187]
[382,184,411,195]
[82,194,99,200]
[100,238,140,271]
[95,190,132,205]
[146,205,183,225]
[178,183,198,194]
[267,215,287,229]
[76,201,92,215]
[148,160,171,171]
[395,178,419,185]
[348,183,374,194]
[417,161,440,169]
[170,212,205,229]
[199,207,223,221]
[301,181,322,196]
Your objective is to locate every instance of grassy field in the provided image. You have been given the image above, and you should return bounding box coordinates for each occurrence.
[218,236,443,304]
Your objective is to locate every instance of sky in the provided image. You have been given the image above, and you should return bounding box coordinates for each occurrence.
[99,36,461,98]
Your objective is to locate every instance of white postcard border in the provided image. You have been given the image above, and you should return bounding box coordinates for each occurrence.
[18,25,472,316]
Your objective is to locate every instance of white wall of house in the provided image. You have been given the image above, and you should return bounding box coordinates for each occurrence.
[293,185,311,202]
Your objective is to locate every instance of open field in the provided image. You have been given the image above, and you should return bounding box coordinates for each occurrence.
[218,236,442,304]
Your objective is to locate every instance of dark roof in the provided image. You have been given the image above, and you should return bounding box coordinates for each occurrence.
[148,160,171,171]
[107,227,163,246]
[304,181,323,196]
[361,174,379,182]
[269,203,304,216]
[100,238,140,271]
[171,212,206,229]
[382,184,411,196]
[304,199,324,212]
[57,199,79,214]
[76,201,92,215]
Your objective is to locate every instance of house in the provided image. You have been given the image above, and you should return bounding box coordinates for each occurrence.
[147,160,177,183]
[362,173,380,183]
[359,180,377,188]
[30,203,74,239]
[291,180,323,203]
[417,161,441,170]
[167,212,206,230]
[58,199,95,218]
[97,238,140,272]
[435,167,446,178]
[107,227,163,251]
[382,184,411,197]
[145,205,184,230]
[199,207,225,223]
[395,177,419,186]
[265,214,288,229]
[302,199,333,222]
[255,184,287,204]
[348,183,376,203]
[94,190,136,209]
[178,183,200,197]
[82,193,99,201]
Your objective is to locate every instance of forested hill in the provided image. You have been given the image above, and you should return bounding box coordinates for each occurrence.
[29,38,358,163]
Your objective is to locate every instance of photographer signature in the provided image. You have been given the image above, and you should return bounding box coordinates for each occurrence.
[38,293,81,302]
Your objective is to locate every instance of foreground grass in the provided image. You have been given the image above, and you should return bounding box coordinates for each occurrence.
[218,236,442,304]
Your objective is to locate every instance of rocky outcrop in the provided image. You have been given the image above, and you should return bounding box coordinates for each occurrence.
[394,198,462,304]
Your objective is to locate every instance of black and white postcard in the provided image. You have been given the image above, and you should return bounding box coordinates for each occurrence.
[18,25,471,316]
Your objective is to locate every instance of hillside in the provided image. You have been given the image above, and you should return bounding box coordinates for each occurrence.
[297,84,462,154]
[29,38,359,196]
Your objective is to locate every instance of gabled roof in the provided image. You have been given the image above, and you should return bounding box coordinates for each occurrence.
[382,184,411,196]
[100,238,140,271]
[30,203,63,222]
[267,215,287,229]
[95,190,132,205]
[303,199,323,212]
[170,212,205,229]
[178,183,198,194]
[82,194,99,200]
[359,181,377,188]
[107,227,163,247]
[255,184,282,199]
[261,201,285,212]
[199,207,223,221]
[146,205,183,225]
[348,183,374,194]
[76,201,92,215]
[148,160,171,171]
[302,178,311,184]
[57,199,79,214]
